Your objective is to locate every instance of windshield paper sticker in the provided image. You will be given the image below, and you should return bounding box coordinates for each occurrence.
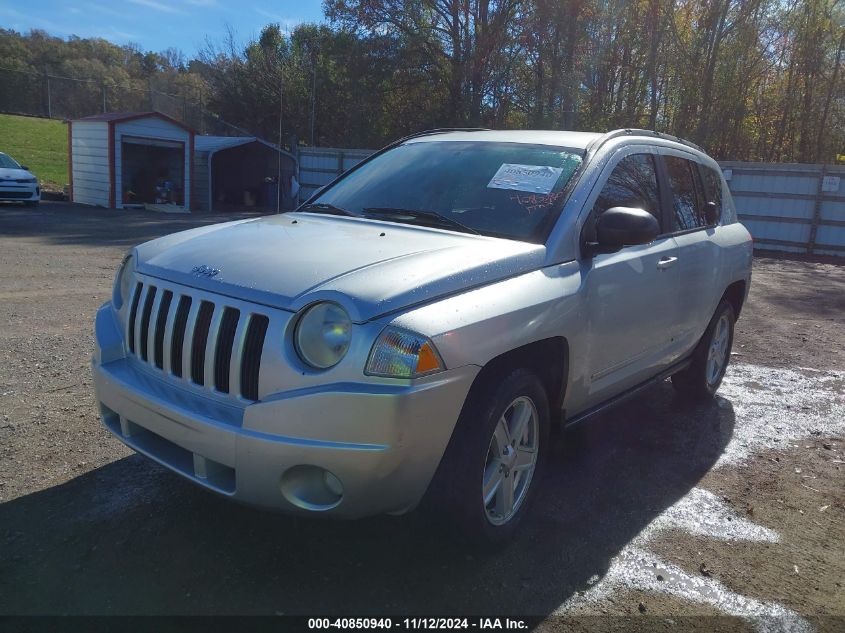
[487,163,564,194]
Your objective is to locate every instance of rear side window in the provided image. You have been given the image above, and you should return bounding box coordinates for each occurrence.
[591,153,662,229]
[701,166,723,223]
[665,156,706,231]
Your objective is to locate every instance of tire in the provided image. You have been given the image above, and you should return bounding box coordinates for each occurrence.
[424,368,550,545]
[672,299,736,399]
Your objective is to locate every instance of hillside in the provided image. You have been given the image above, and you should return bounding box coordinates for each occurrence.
[0,114,67,192]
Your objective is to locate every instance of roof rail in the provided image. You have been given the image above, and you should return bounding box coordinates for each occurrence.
[587,128,706,155]
[395,127,490,144]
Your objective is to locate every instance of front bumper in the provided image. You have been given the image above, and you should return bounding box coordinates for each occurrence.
[92,303,478,518]
[0,182,39,201]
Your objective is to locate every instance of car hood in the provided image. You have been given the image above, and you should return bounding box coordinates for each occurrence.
[0,167,35,180]
[135,212,546,322]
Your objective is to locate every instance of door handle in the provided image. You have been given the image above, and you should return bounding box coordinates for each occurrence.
[657,256,678,270]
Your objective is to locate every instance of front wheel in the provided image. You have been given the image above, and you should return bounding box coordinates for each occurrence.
[672,299,736,398]
[425,368,550,545]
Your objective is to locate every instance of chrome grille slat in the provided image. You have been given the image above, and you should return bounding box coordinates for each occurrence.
[191,301,215,385]
[138,286,157,362]
[202,305,225,389]
[214,308,240,393]
[240,314,269,401]
[170,295,193,377]
[124,277,267,401]
[228,314,250,398]
[160,291,179,373]
[132,283,148,357]
[127,282,142,354]
[181,299,202,381]
[146,289,164,366]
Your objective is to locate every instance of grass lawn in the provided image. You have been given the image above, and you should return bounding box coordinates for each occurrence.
[0,113,67,191]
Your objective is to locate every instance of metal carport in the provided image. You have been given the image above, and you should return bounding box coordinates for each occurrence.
[193,136,298,213]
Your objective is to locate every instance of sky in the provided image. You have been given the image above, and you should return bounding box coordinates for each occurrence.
[0,0,327,57]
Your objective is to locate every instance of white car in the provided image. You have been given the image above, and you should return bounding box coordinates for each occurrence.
[0,152,40,206]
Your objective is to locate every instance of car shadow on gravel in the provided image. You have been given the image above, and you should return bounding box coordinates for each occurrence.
[0,382,734,616]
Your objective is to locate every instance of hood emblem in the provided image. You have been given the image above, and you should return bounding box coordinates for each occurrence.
[191,264,220,278]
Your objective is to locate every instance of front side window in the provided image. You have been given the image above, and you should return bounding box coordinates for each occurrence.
[306,141,583,243]
[590,153,662,227]
[665,156,706,231]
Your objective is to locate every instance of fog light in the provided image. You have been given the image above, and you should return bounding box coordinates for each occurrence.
[323,470,343,497]
[280,465,343,511]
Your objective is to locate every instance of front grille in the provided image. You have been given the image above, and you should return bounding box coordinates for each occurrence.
[0,190,32,199]
[126,281,269,400]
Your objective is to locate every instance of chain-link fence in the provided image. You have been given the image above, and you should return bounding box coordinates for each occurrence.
[0,67,250,137]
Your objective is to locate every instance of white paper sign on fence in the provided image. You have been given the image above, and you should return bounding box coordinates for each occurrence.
[821,175,840,193]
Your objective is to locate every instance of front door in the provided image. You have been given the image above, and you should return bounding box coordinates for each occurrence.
[580,151,681,406]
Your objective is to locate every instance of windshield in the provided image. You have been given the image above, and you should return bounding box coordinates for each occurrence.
[307,141,583,243]
[0,153,21,169]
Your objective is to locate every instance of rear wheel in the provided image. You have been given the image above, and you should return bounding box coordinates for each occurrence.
[425,368,550,544]
[672,299,735,398]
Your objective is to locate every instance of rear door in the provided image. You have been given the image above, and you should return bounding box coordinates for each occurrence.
[656,150,722,355]
[580,148,681,406]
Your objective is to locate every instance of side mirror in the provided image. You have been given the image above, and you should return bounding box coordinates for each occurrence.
[595,206,660,249]
[20,165,30,171]
[704,201,719,225]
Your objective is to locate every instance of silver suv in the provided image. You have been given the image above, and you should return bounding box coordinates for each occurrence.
[92,129,752,542]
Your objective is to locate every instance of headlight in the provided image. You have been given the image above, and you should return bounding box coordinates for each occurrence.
[24,177,37,184]
[365,327,444,378]
[112,253,135,310]
[294,302,352,369]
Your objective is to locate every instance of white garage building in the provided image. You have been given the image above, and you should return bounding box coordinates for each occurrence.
[69,112,194,211]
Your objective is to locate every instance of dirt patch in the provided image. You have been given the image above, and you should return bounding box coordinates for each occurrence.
[734,256,845,371]
[649,441,845,614]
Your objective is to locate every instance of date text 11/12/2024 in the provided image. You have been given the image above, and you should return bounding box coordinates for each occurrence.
[307,618,529,630]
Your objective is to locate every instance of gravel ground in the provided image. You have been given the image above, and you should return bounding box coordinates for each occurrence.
[0,202,843,629]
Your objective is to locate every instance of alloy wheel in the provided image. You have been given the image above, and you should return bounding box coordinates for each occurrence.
[481,396,539,526]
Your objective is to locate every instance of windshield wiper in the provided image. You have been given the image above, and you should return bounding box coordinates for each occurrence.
[362,207,480,235]
[299,202,356,216]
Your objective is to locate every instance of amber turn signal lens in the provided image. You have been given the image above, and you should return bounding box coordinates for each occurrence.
[415,342,441,374]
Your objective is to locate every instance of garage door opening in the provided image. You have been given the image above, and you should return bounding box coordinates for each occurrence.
[121,137,186,211]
